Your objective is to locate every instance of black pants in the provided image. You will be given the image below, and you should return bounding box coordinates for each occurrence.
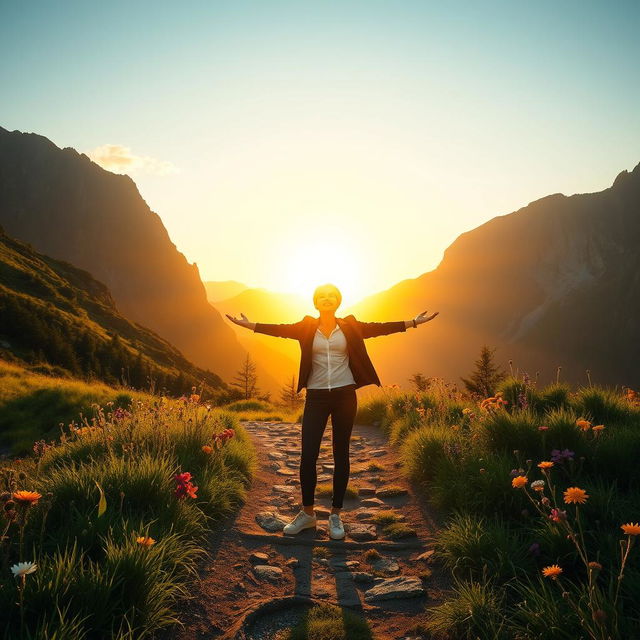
[300,383,358,509]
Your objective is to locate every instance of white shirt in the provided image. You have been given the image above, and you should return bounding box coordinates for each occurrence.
[306,324,357,390]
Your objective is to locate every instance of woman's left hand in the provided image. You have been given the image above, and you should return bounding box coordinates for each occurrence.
[414,310,439,325]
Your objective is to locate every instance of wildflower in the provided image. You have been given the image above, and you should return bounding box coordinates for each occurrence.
[576,418,591,431]
[620,522,640,536]
[588,561,603,571]
[592,425,605,432]
[174,472,198,500]
[563,487,589,505]
[549,508,567,523]
[537,461,554,469]
[531,480,545,492]
[512,475,528,489]
[189,394,200,403]
[136,536,156,547]
[113,407,132,421]
[538,425,549,431]
[12,491,42,506]
[202,445,213,454]
[11,562,37,578]
[462,408,472,415]
[542,564,563,579]
[550,448,575,463]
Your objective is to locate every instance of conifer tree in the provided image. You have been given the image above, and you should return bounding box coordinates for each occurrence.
[460,345,507,398]
[230,354,259,400]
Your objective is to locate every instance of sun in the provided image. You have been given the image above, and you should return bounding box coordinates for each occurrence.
[280,237,363,308]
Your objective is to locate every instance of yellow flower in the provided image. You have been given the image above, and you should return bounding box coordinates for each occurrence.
[201,445,213,454]
[537,461,554,469]
[512,475,528,489]
[576,419,591,431]
[563,487,589,504]
[136,536,156,547]
[621,522,640,536]
[542,564,563,579]
[12,490,42,506]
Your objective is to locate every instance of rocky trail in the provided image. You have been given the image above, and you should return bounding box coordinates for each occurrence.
[163,420,447,640]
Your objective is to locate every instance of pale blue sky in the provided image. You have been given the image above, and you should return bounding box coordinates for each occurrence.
[2,0,639,305]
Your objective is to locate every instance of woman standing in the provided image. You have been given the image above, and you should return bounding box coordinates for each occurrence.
[226,283,438,539]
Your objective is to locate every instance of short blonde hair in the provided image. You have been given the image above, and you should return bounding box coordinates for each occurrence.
[313,283,342,307]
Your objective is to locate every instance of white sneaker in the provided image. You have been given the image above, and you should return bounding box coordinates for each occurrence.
[283,509,317,535]
[328,513,345,539]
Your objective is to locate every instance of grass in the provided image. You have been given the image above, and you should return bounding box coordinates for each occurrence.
[276,602,374,640]
[0,393,256,639]
[315,483,359,500]
[357,377,640,639]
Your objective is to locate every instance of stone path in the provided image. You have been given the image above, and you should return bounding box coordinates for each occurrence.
[162,420,447,640]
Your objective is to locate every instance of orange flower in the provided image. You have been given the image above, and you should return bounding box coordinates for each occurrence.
[136,536,156,547]
[537,461,554,469]
[12,490,42,506]
[512,475,528,489]
[576,419,591,431]
[201,445,213,454]
[588,561,603,570]
[563,487,589,504]
[542,564,563,579]
[592,425,605,432]
[621,522,640,536]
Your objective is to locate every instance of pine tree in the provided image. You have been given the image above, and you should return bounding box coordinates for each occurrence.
[279,375,303,411]
[460,345,507,398]
[230,354,259,400]
[409,372,430,392]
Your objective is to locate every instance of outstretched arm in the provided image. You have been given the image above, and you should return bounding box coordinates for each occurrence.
[358,310,439,339]
[225,313,303,340]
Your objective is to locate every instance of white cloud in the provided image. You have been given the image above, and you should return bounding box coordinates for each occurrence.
[85,144,179,176]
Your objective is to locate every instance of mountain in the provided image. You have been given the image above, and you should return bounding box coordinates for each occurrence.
[0,223,230,398]
[0,126,279,390]
[345,162,640,389]
[211,287,314,390]
[204,280,250,302]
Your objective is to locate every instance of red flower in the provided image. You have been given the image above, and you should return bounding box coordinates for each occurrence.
[174,472,198,500]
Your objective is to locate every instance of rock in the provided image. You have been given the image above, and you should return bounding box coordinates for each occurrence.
[415,549,436,563]
[352,571,376,583]
[361,497,386,507]
[268,452,286,460]
[347,524,377,541]
[357,486,377,496]
[255,511,290,532]
[314,506,332,519]
[252,565,283,581]
[354,509,376,521]
[376,486,408,498]
[276,468,296,476]
[285,558,300,568]
[370,556,400,575]
[272,485,295,494]
[363,576,425,601]
[249,552,270,564]
[331,559,360,571]
[322,464,335,472]
[370,449,387,457]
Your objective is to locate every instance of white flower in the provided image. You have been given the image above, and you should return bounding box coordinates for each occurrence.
[11,562,37,578]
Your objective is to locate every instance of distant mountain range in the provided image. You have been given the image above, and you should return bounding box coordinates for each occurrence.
[0,126,280,392]
[345,162,640,389]
[0,222,228,397]
[203,280,249,303]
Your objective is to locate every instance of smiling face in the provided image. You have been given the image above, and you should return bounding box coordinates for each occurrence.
[313,284,342,313]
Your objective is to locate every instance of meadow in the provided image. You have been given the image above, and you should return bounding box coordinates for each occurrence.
[356,377,640,640]
[0,386,256,639]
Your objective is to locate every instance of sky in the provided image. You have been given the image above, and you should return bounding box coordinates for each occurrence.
[2,0,639,308]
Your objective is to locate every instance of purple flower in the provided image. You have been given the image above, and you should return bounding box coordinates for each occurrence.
[550,448,575,463]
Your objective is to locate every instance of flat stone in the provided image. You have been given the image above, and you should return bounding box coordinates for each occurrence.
[249,552,270,564]
[322,464,335,472]
[364,576,425,601]
[370,449,387,457]
[347,524,377,541]
[276,468,296,476]
[361,497,386,507]
[370,556,400,575]
[252,565,283,582]
[268,452,286,460]
[272,485,296,494]
[357,486,377,495]
[255,511,290,532]
[376,486,408,498]
[415,550,436,563]
[352,571,376,583]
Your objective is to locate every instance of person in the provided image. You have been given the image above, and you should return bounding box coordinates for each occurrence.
[226,283,438,539]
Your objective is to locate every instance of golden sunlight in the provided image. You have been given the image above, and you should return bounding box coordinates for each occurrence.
[279,236,364,308]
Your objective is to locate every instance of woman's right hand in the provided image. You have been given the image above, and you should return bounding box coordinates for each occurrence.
[225,312,253,329]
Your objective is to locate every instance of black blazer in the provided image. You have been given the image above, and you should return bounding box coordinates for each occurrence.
[253,314,407,393]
